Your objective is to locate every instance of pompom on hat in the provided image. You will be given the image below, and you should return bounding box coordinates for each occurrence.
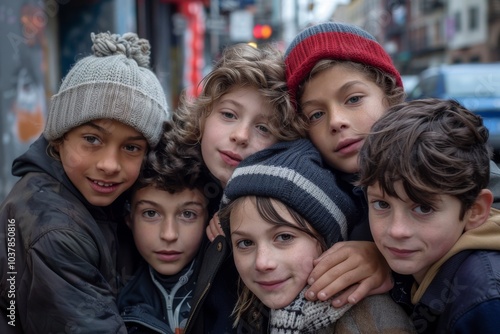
[220,139,361,247]
[285,22,403,104]
[44,32,169,147]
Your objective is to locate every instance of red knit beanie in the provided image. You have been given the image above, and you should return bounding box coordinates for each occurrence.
[285,22,403,105]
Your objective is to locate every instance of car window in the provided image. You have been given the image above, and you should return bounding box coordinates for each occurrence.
[445,70,500,97]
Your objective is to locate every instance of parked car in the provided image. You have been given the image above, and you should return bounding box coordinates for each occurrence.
[401,75,419,93]
[407,63,500,151]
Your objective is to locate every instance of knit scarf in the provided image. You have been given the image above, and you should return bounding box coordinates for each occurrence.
[269,287,352,334]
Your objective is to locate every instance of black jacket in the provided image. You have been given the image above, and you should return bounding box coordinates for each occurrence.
[0,136,139,333]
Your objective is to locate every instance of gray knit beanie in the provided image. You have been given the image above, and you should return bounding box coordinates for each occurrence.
[44,31,169,147]
[221,139,361,247]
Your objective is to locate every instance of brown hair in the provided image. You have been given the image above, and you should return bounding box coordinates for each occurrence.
[357,98,491,219]
[173,43,307,149]
[130,121,220,203]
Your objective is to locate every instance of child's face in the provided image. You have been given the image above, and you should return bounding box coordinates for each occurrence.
[367,181,467,284]
[128,186,208,276]
[57,119,147,206]
[201,87,279,188]
[300,64,388,174]
[229,197,322,309]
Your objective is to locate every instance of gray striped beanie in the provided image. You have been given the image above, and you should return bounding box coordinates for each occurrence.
[221,139,360,247]
[44,32,169,147]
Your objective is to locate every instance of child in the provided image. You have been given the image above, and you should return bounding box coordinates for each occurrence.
[173,42,306,190]
[118,121,216,333]
[358,98,500,333]
[0,32,168,333]
[219,138,416,333]
[283,21,407,306]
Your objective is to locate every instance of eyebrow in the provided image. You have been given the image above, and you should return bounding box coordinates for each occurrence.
[84,121,146,141]
[133,199,159,210]
[301,80,370,107]
[133,199,206,210]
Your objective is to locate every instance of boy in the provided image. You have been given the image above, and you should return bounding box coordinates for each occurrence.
[118,122,216,333]
[358,98,500,333]
[0,32,168,333]
[283,21,406,306]
[283,21,500,307]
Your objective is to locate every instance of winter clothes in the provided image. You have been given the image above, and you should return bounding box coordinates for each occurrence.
[407,210,500,333]
[118,259,199,333]
[0,136,139,333]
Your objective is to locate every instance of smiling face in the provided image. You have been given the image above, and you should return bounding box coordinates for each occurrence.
[367,181,468,283]
[229,197,322,309]
[128,186,208,276]
[200,87,279,188]
[300,64,387,173]
[57,119,147,206]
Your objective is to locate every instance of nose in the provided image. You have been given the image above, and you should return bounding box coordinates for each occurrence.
[229,123,249,146]
[387,210,412,239]
[160,218,178,242]
[327,108,349,133]
[96,148,121,175]
[254,243,277,272]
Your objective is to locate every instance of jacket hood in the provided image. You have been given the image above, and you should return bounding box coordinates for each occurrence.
[412,208,500,303]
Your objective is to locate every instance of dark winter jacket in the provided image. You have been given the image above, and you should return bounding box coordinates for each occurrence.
[403,212,500,333]
[118,259,199,334]
[0,136,139,333]
[183,234,238,334]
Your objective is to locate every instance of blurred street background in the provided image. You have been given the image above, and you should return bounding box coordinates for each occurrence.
[1,0,499,201]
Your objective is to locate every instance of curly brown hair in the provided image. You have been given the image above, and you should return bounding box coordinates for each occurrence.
[357,98,491,219]
[172,43,307,149]
[131,121,221,204]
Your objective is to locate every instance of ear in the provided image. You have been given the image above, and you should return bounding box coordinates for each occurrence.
[464,189,493,231]
[125,214,133,229]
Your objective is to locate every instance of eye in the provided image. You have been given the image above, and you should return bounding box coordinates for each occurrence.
[308,111,324,122]
[181,210,197,220]
[256,124,270,133]
[276,233,294,243]
[347,95,362,104]
[414,205,433,215]
[83,135,101,145]
[221,111,236,120]
[372,200,390,210]
[124,144,141,152]
[235,239,254,249]
[142,210,159,219]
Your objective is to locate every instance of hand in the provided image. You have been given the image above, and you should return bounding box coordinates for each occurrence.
[206,211,225,241]
[305,241,393,307]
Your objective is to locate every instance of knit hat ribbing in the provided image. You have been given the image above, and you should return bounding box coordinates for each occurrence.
[285,22,403,104]
[44,32,169,147]
[221,139,360,247]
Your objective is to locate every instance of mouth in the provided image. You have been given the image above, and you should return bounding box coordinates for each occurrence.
[387,246,416,258]
[256,279,287,291]
[88,178,120,193]
[220,150,243,167]
[92,180,116,187]
[334,138,363,153]
[155,251,182,262]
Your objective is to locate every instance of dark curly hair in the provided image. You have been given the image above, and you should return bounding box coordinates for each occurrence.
[131,121,222,212]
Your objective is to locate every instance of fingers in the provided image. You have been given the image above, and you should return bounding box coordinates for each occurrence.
[306,241,390,303]
[206,213,225,242]
[331,284,359,307]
